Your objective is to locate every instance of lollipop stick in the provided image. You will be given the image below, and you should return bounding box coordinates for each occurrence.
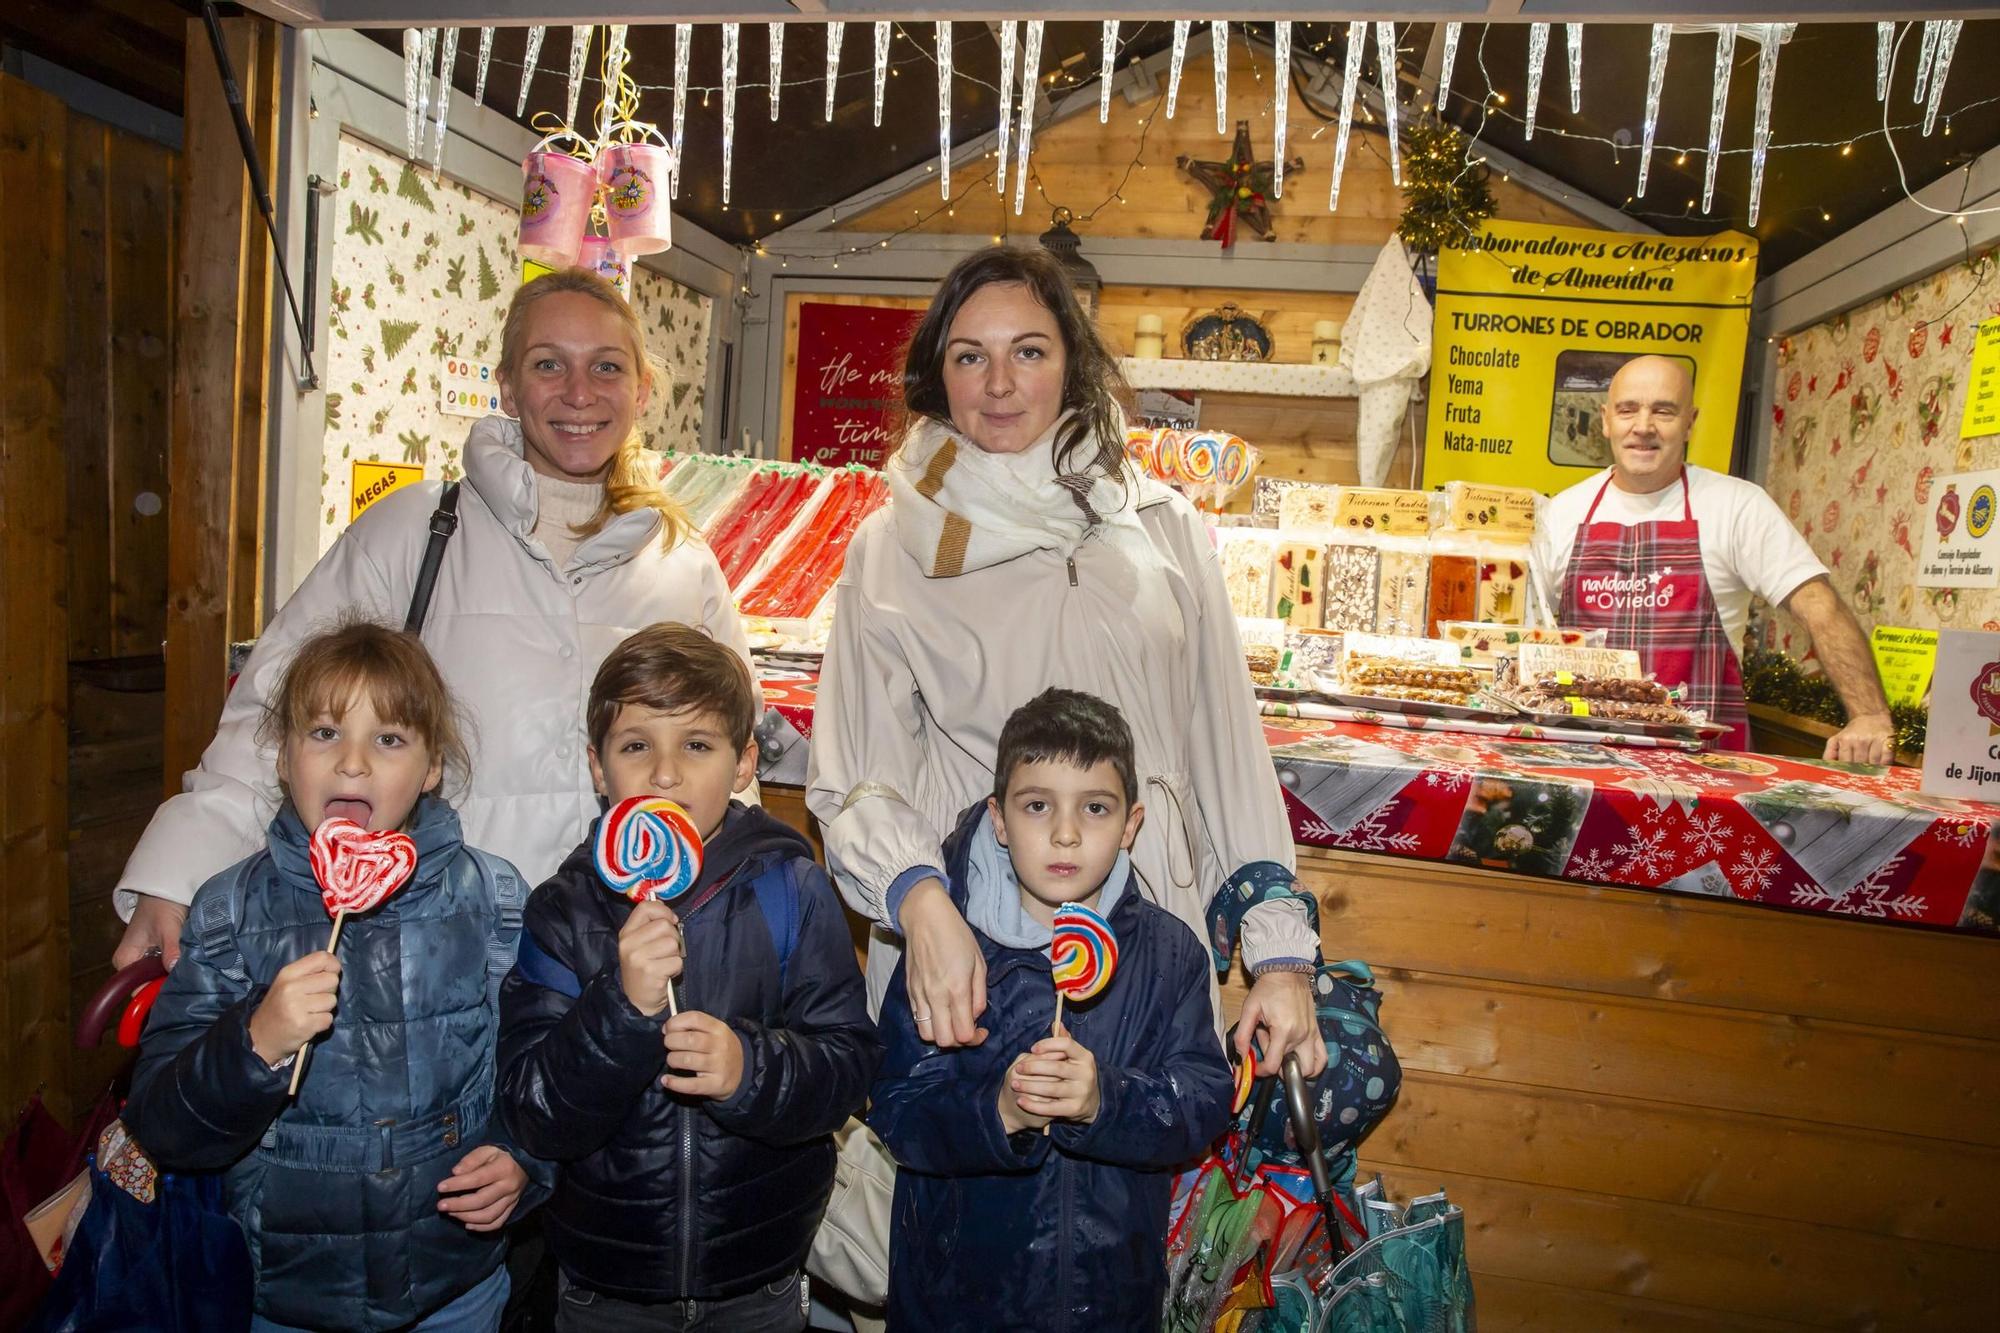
[1051,992,1065,1039]
[286,909,347,1096]
[666,977,681,1018]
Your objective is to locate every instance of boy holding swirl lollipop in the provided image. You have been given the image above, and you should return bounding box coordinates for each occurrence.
[496,624,878,1331]
[871,688,1233,1331]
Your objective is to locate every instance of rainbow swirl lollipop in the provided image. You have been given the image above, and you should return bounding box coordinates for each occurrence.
[594,795,704,902]
[1051,901,1119,1004]
[1180,432,1221,484]
[1218,435,1250,489]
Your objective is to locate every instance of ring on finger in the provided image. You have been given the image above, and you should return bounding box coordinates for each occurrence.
[913,1012,932,1023]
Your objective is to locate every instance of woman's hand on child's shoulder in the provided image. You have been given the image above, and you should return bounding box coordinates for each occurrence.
[617,899,686,1017]
[436,1145,529,1233]
[248,951,342,1067]
[661,1011,744,1100]
[1010,1035,1100,1126]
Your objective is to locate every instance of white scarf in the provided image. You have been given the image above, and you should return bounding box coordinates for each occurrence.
[884,413,1144,578]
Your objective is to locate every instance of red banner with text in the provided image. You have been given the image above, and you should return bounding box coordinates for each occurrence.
[790,301,926,469]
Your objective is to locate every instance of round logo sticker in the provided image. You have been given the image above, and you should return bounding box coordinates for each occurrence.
[1971,486,1996,539]
[1973,662,2000,729]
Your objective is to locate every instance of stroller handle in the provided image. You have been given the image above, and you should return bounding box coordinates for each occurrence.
[77,954,168,1049]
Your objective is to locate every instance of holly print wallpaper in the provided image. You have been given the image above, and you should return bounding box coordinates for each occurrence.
[318,132,712,553]
[1761,247,2000,655]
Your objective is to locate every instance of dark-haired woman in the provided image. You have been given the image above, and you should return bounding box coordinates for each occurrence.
[807,246,1325,1075]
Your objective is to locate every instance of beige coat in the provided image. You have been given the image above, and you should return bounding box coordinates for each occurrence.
[806,478,1315,1009]
[117,417,750,913]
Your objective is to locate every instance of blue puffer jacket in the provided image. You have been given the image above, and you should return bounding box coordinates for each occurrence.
[870,804,1233,1332]
[124,797,549,1332]
[497,803,881,1303]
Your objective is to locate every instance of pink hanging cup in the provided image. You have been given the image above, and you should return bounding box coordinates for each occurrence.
[518,149,596,268]
[578,235,631,297]
[599,142,675,257]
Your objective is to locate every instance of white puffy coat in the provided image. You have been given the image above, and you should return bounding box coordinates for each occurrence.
[117,416,751,912]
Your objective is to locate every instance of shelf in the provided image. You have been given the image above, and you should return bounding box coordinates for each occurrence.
[1119,357,1358,398]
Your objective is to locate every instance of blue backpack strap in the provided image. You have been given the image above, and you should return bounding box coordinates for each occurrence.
[511,927,583,1001]
[749,859,804,999]
[191,856,260,988]
[468,849,530,1012]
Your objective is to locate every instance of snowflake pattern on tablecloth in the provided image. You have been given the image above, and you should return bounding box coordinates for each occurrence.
[1568,848,1616,881]
[1651,757,1739,791]
[1335,798,1423,854]
[1297,819,1339,844]
[1789,854,1928,919]
[1681,810,1733,861]
[1422,765,1474,793]
[1937,819,1990,849]
[1727,846,1782,895]
[1612,826,1676,880]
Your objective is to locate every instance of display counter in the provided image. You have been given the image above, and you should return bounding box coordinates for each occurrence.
[755,667,2000,936]
[751,666,2000,1328]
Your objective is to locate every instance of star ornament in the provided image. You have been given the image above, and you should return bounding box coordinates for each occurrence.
[1177,121,1303,248]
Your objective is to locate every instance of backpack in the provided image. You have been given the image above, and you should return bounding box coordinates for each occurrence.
[191,844,527,1019]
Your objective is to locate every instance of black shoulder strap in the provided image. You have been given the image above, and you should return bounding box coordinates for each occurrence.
[404,481,461,634]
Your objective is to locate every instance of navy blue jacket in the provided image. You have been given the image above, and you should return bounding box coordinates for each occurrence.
[497,803,880,1302]
[869,805,1232,1332]
[124,797,547,1332]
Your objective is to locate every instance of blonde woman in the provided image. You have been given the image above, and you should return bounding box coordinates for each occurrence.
[114,270,748,967]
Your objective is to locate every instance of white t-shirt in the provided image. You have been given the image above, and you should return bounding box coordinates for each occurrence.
[1530,465,1829,660]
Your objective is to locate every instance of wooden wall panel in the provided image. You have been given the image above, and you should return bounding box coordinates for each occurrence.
[66,120,113,662]
[0,71,73,1124]
[106,132,175,659]
[165,14,265,790]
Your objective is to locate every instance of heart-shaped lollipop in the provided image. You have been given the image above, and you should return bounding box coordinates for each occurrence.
[309,817,418,916]
[594,796,703,903]
[290,817,418,1095]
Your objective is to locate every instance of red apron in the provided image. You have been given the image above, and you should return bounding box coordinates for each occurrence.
[1556,470,1750,750]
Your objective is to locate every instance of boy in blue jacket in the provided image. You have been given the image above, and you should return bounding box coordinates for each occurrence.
[498,624,880,1331]
[870,688,1233,1332]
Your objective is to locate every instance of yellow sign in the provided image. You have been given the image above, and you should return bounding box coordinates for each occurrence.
[350,460,424,521]
[1960,316,2000,440]
[1424,220,1758,495]
[521,258,557,286]
[1870,625,1938,708]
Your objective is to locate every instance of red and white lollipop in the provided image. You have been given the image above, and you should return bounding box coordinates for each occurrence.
[290,817,418,1093]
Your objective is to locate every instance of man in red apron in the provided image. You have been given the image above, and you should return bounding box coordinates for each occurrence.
[1540,355,1893,762]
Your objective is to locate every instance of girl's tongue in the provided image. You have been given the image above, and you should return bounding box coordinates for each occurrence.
[324,798,374,827]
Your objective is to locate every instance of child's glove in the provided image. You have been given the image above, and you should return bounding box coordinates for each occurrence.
[617,899,685,1016]
[248,951,341,1067]
[661,1012,744,1100]
[1009,1034,1100,1126]
[437,1145,529,1233]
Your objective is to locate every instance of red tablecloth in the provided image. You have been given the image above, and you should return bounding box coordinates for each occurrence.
[757,668,2000,935]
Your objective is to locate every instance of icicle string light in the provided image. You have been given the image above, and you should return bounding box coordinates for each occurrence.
[936,21,952,198]
[1013,21,1043,216]
[1211,21,1229,135]
[722,22,739,205]
[1876,21,1893,102]
[1747,26,1790,227]
[517,25,545,117]
[996,20,1017,198]
[1636,24,1670,197]
[563,27,592,131]
[594,25,627,154]
[1565,23,1583,116]
[1329,20,1366,211]
[1099,20,1117,124]
[1273,21,1291,199]
[1525,23,1549,140]
[417,28,438,125]
[824,21,844,122]
[431,28,459,169]
[1376,21,1401,187]
[670,24,690,198]
[1913,20,1940,103]
[1437,22,1461,112]
[1923,20,1961,136]
[473,28,493,107]
[1166,20,1189,119]
[1702,24,1735,214]
[769,23,784,121]
[872,21,890,128]
[403,29,423,159]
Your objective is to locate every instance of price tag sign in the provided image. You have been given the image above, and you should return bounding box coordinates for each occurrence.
[1517,643,1643,681]
[1959,316,2000,440]
[1921,629,2000,799]
[1869,626,1938,708]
